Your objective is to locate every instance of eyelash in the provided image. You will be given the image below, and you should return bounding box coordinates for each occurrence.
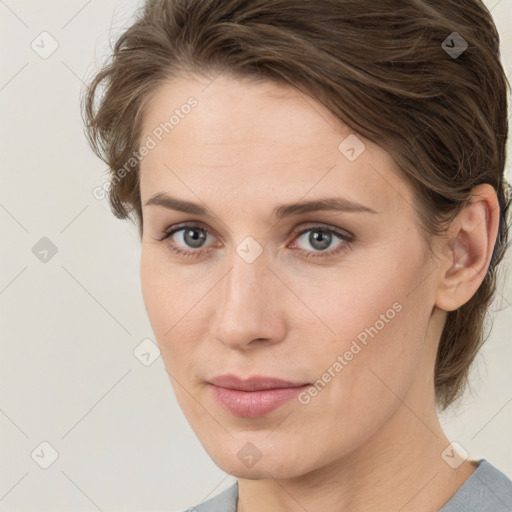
[155,222,353,260]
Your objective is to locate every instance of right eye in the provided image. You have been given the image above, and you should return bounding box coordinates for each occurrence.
[158,223,217,258]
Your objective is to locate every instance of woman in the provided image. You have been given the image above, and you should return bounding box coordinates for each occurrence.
[82,0,512,510]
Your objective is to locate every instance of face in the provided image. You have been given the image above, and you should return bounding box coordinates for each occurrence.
[139,73,442,480]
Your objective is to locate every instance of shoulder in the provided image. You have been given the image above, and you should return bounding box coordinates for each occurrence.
[174,481,239,512]
[440,459,512,511]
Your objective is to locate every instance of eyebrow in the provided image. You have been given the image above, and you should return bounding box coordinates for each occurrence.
[144,192,379,218]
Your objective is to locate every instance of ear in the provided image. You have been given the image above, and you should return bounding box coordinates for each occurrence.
[434,183,500,312]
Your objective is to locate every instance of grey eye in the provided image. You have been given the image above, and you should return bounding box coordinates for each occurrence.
[175,227,209,248]
[296,228,343,252]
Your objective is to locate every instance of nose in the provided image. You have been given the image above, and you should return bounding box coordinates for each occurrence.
[210,248,287,351]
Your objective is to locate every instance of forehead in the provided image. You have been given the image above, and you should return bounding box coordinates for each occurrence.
[139,74,413,215]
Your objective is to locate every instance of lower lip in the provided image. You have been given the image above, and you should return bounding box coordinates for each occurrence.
[208,384,310,418]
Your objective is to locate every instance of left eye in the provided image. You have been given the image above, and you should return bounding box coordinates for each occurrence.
[292,226,350,255]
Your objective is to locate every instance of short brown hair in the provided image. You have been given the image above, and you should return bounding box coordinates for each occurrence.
[82,0,511,409]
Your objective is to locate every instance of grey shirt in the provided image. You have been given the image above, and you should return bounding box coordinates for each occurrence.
[179,459,512,512]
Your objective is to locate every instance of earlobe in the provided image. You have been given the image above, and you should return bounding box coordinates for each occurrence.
[434,184,500,312]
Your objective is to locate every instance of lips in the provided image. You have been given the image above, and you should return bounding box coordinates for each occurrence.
[208,374,309,391]
[207,374,311,417]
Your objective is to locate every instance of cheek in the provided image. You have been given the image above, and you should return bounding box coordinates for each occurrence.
[289,260,433,455]
[297,256,414,345]
[140,249,171,333]
[140,247,195,331]
[140,247,213,376]
[300,246,432,395]
[140,249,187,353]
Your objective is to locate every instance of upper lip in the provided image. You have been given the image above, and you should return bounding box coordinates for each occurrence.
[208,374,309,391]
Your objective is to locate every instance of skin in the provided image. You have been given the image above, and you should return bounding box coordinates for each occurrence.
[138,73,499,512]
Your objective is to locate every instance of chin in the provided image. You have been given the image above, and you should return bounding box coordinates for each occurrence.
[217,457,302,480]
[203,438,311,480]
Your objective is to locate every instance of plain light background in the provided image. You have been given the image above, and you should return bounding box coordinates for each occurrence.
[0,1,511,511]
